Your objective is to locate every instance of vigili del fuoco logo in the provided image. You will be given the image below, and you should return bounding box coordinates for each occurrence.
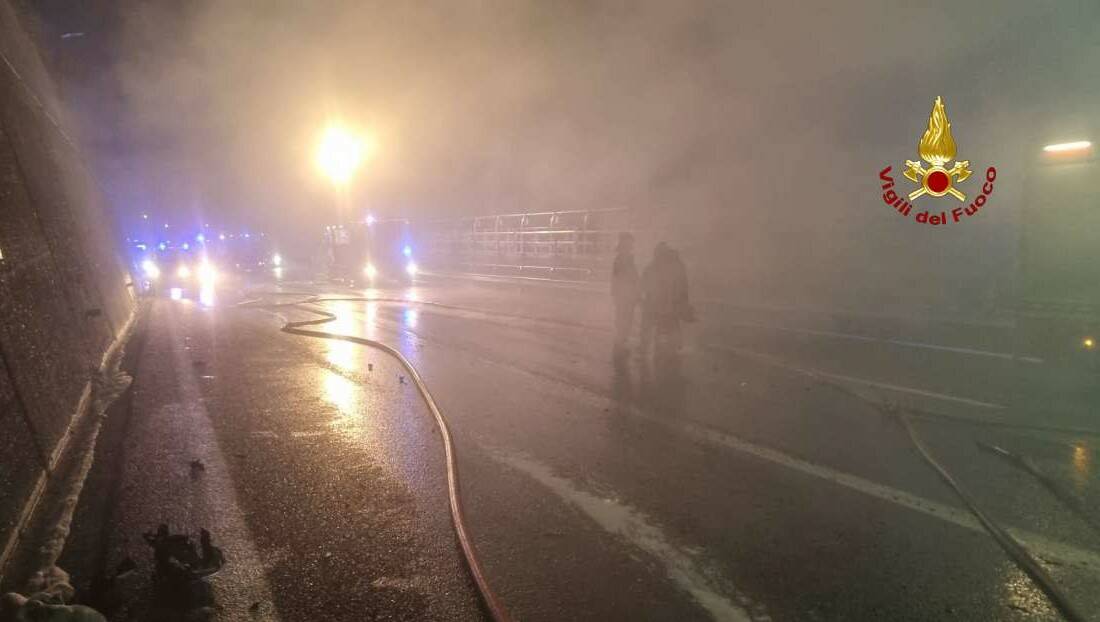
[878,97,997,226]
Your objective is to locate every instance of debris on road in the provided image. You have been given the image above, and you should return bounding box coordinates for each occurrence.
[189,459,206,476]
[143,525,225,586]
[114,557,136,577]
[1,566,106,622]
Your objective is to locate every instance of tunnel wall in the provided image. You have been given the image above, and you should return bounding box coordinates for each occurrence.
[0,0,135,573]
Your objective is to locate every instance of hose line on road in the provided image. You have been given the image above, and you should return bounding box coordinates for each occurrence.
[899,417,1087,622]
[240,295,514,622]
[751,359,1089,621]
[976,441,1100,537]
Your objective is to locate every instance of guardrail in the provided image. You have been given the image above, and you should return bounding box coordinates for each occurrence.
[415,207,637,281]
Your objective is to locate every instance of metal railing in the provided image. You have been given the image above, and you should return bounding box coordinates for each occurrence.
[414,207,636,280]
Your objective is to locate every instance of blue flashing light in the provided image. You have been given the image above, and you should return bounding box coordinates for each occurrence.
[403,245,413,258]
[196,233,206,243]
[158,242,167,251]
[135,243,147,251]
[182,242,190,250]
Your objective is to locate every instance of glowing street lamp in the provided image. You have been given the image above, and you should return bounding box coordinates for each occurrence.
[315,123,369,186]
[1043,140,1092,154]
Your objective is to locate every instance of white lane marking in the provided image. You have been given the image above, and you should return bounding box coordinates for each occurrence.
[251,430,279,439]
[726,321,1044,364]
[491,450,761,622]
[291,430,328,438]
[640,412,1100,574]
[710,344,1006,410]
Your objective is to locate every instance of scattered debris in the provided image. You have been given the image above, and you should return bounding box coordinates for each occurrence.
[191,360,206,368]
[1,566,106,621]
[399,375,406,384]
[115,557,137,577]
[143,525,225,586]
[189,460,206,479]
[0,594,107,621]
[249,601,262,613]
[368,363,374,372]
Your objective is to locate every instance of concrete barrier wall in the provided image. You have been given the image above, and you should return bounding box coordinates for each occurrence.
[0,0,135,570]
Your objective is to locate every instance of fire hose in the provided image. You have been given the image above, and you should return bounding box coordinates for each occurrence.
[801,369,1087,622]
[239,295,513,622]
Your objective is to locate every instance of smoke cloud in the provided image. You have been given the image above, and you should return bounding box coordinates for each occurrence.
[33,0,1100,311]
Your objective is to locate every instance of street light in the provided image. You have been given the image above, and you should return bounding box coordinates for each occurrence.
[315,123,369,186]
[1043,140,1091,153]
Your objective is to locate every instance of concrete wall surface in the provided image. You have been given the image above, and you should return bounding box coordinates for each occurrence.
[0,0,135,574]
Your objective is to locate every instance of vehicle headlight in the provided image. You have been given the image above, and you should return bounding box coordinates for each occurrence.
[364,263,378,280]
[272,253,283,267]
[177,264,192,279]
[405,261,418,276]
[142,260,160,279]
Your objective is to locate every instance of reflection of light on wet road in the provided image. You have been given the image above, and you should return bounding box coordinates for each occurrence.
[318,369,385,454]
[325,301,358,371]
[404,287,421,302]
[199,285,215,307]
[403,308,419,328]
[999,564,1055,619]
[170,287,183,300]
[364,302,379,339]
[1072,443,1091,492]
[273,267,283,280]
[323,371,355,416]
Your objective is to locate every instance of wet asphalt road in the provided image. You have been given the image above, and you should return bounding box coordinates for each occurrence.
[103,272,1100,621]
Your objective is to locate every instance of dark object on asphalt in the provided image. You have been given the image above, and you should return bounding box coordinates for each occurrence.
[115,557,137,577]
[189,459,205,473]
[84,308,103,318]
[249,600,262,613]
[191,360,206,368]
[368,363,373,371]
[143,525,225,586]
[399,375,406,384]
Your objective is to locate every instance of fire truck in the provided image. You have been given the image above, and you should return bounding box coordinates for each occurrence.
[321,219,418,285]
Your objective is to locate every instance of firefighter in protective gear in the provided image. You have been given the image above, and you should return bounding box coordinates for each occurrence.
[611,232,639,354]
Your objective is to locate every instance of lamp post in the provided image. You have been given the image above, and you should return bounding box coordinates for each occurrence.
[315,123,369,225]
[315,123,372,279]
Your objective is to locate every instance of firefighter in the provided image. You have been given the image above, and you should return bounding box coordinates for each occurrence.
[611,232,639,355]
[640,242,693,355]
